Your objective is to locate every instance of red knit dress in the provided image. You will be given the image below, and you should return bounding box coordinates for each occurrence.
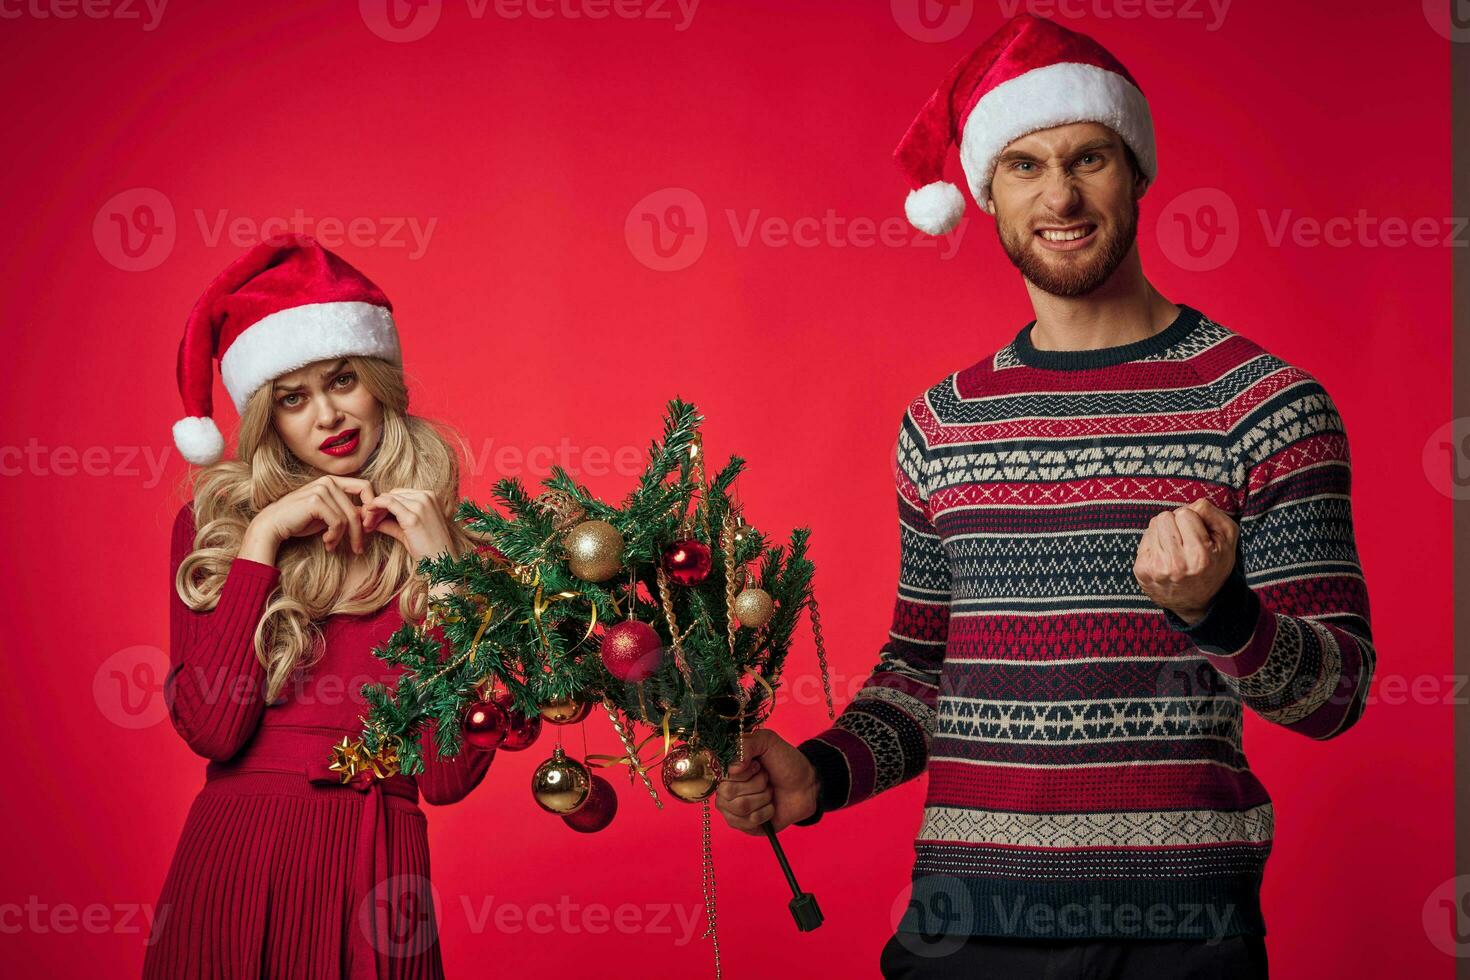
[143,502,495,979]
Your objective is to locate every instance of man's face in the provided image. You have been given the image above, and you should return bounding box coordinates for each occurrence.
[988,122,1146,297]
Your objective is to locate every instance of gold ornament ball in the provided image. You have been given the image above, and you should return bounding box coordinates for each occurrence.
[733,587,775,628]
[539,694,591,726]
[661,743,725,803]
[531,746,592,814]
[564,519,625,582]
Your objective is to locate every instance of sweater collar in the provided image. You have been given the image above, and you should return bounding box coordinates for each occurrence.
[1010,304,1203,370]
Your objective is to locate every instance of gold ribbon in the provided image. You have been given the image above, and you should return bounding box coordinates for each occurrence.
[710,668,775,720]
[452,556,600,665]
[498,556,598,653]
[528,584,599,653]
[467,600,497,665]
[586,708,675,771]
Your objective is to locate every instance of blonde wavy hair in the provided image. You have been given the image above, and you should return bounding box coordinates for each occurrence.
[174,355,478,702]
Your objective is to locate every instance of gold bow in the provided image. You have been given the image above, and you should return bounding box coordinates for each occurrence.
[327,736,400,783]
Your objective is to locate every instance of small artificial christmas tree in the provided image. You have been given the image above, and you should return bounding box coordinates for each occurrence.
[341,399,833,954]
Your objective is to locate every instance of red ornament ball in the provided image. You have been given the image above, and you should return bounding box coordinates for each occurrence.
[562,773,619,833]
[461,699,507,750]
[489,690,542,752]
[499,712,541,752]
[662,539,712,586]
[599,620,665,682]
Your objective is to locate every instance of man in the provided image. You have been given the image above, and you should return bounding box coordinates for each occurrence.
[714,13,1375,979]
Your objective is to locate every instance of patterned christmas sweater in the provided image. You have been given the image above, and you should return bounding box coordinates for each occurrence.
[797,303,1375,942]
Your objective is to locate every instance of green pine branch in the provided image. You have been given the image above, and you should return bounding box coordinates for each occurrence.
[355,398,819,779]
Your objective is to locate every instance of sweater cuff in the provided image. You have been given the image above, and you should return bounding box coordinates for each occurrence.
[797,737,850,815]
[228,556,281,582]
[792,764,825,827]
[223,555,280,602]
[218,557,280,615]
[1163,559,1259,655]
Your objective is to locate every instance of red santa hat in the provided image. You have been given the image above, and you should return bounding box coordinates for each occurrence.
[894,12,1157,235]
[171,234,400,466]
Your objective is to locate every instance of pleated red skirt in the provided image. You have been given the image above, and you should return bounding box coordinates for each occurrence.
[142,768,443,979]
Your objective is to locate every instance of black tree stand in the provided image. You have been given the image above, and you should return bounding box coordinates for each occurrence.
[762,821,823,930]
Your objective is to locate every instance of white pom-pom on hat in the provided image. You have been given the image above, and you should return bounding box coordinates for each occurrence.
[173,416,225,466]
[905,181,967,236]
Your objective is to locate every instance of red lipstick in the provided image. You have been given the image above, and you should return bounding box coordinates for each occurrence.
[319,428,360,457]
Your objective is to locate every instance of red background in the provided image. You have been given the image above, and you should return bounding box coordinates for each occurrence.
[0,0,1453,976]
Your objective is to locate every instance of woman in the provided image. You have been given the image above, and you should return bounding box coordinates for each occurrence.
[144,235,494,979]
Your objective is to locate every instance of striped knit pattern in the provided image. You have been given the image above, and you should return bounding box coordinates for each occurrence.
[798,304,1375,941]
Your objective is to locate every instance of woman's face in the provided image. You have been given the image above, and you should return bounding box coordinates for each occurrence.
[269,357,383,476]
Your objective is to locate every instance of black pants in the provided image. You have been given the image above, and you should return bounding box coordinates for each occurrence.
[879,931,1269,979]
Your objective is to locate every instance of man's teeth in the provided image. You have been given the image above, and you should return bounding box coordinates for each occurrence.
[1040,227,1093,241]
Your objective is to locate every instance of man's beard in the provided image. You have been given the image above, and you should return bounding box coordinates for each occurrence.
[996,192,1139,297]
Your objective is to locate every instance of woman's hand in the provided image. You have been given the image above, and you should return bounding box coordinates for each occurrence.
[361,488,457,564]
[240,475,378,565]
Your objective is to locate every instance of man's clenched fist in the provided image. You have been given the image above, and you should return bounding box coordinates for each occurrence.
[1133,497,1240,626]
[714,729,820,834]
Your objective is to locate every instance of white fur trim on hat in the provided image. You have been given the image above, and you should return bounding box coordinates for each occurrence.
[173,415,225,466]
[905,181,967,236]
[219,301,399,413]
[957,62,1156,216]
